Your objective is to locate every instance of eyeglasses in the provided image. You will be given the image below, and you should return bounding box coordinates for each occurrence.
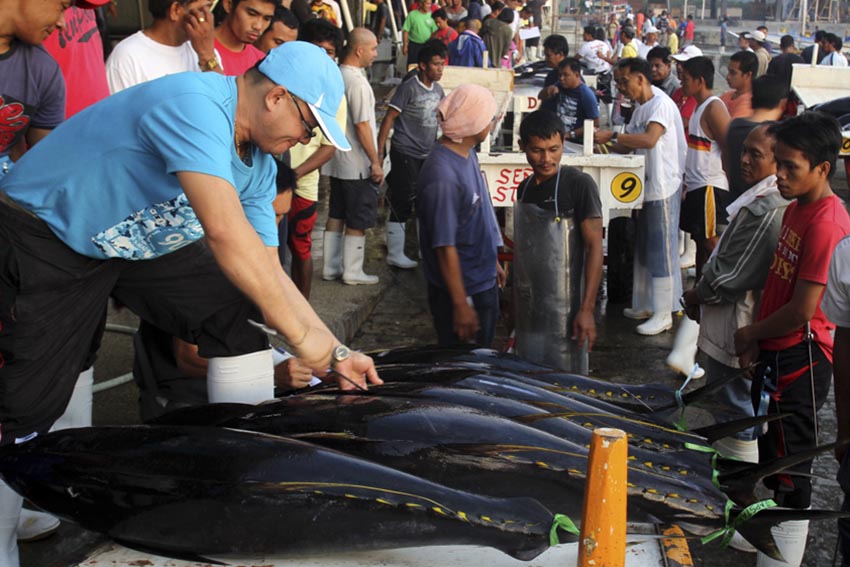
[290,94,317,141]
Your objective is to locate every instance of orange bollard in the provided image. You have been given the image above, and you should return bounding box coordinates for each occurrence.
[578,427,628,567]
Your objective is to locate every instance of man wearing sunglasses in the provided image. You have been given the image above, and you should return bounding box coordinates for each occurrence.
[0,42,382,453]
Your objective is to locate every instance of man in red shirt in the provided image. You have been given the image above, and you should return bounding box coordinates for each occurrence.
[735,111,850,567]
[215,0,276,75]
[683,15,695,45]
[42,0,111,117]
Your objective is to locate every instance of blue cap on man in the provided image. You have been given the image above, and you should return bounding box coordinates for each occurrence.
[259,41,351,152]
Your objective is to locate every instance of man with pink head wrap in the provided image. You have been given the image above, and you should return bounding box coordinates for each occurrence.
[415,84,506,347]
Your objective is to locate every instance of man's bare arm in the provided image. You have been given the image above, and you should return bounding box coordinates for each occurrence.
[734,279,825,355]
[435,245,479,342]
[574,216,603,350]
[177,171,380,388]
[377,107,401,159]
[293,144,336,180]
[354,120,384,183]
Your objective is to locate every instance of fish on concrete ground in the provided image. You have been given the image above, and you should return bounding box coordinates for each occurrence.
[0,426,566,562]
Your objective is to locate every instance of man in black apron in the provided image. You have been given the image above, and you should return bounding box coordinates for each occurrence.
[514,110,603,373]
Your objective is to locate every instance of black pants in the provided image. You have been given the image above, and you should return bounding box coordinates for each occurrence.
[753,341,832,508]
[386,149,424,223]
[0,203,266,444]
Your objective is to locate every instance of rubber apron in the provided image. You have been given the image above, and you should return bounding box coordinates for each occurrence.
[513,168,588,373]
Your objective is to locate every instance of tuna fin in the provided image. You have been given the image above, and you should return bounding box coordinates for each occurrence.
[653,370,742,413]
[148,403,256,426]
[691,413,789,443]
[717,443,838,505]
[113,538,229,565]
[734,507,850,561]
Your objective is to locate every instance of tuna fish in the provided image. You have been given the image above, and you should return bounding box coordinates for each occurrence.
[369,345,739,415]
[0,425,565,562]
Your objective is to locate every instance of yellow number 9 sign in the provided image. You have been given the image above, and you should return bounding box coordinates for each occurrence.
[611,172,642,203]
[840,137,850,157]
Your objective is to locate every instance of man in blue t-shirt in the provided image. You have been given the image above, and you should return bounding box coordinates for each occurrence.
[541,57,600,143]
[417,84,504,347]
[0,42,382,448]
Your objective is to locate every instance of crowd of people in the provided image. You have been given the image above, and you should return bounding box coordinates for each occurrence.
[568,12,850,567]
[3,0,850,566]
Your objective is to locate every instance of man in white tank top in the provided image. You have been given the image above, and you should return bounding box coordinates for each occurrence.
[678,56,731,276]
[666,56,731,379]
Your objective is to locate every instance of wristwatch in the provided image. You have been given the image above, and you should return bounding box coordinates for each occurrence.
[200,57,219,71]
[331,344,351,367]
[569,130,576,140]
[611,131,619,143]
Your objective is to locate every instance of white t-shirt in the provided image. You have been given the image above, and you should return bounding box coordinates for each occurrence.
[637,40,654,59]
[322,64,376,180]
[105,31,218,94]
[625,86,686,201]
[577,39,611,73]
[822,235,850,327]
[822,51,849,67]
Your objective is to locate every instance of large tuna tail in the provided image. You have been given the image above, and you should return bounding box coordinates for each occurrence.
[734,507,850,561]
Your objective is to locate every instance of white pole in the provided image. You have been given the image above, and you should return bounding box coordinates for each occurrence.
[683,0,688,21]
[340,0,354,32]
[801,0,808,36]
[700,0,705,19]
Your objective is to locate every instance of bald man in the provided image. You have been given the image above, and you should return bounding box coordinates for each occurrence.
[322,28,384,285]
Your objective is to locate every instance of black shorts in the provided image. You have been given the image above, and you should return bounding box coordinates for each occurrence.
[680,185,733,239]
[328,177,379,230]
[0,202,267,444]
[753,341,832,508]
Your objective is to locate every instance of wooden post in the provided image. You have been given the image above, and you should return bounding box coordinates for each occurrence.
[578,428,628,567]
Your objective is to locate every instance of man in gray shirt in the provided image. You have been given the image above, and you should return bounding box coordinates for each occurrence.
[648,46,679,96]
[377,44,446,269]
[321,28,382,285]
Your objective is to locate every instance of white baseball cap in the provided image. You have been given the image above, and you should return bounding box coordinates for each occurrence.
[670,45,704,61]
[746,30,767,42]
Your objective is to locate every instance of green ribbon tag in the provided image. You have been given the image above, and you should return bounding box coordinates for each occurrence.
[700,498,778,546]
[550,513,580,546]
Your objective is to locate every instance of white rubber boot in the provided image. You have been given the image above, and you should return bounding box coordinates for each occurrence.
[680,233,696,268]
[342,235,379,285]
[755,520,809,566]
[321,230,344,281]
[636,278,673,335]
[385,222,417,269]
[0,481,22,567]
[50,367,93,431]
[666,318,705,378]
[207,349,274,404]
[16,509,59,543]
